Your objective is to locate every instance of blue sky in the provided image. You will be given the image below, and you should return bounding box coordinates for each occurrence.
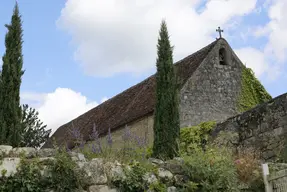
[0,0,286,134]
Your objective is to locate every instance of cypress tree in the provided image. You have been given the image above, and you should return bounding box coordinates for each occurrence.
[152,20,180,160]
[0,3,24,147]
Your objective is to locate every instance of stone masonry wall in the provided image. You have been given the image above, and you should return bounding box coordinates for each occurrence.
[180,39,243,127]
[0,146,183,192]
[99,92,287,161]
[212,93,287,161]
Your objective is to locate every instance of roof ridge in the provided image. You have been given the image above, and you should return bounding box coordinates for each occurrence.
[173,39,218,66]
[92,39,218,109]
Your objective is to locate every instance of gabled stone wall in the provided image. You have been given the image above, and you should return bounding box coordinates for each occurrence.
[212,93,287,161]
[179,39,243,128]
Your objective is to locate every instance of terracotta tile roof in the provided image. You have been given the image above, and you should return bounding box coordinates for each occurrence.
[42,40,218,149]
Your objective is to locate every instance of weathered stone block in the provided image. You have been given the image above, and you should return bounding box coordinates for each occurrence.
[82,158,107,185]
[274,127,283,136]
[39,157,56,165]
[12,147,36,158]
[158,168,173,181]
[258,122,267,134]
[262,150,276,160]
[252,125,261,136]
[0,145,12,156]
[37,148,56,157]
[167,186,177,192]
[143,172,158,184]
[242,136,256,147]
[161,160,185,175]
[68,152,86,162]
[279,115,287,127]
[104,161,125,181]
[148,158,164,165]
[0,157,20,177]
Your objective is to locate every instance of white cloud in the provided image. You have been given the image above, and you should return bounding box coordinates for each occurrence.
[253,25,271,37]
[21,92,46,108]
[100,97,109,103]
[264,0,287,62]
[21,88,106,135]
[235,47,281,81]
[252,0,287,71]
[57,0,257,77]
[235,47,268,77]
[236,0,287,81]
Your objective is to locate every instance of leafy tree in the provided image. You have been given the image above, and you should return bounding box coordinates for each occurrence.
[152,20,180,160]
[0,3,24,147]
[20,104,51,148]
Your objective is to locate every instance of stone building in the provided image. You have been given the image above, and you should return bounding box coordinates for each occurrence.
[42,38,271,149]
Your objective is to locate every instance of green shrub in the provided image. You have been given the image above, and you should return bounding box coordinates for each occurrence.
[182,147,240,192]
[111,161,148,192]
[148,182,167,192]
[180,121,216,155]
[46,150,86,191]
[0,158,45,192]
[0,150,86,192]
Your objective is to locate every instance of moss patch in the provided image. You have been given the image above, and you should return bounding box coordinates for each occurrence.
[237,66,272,112]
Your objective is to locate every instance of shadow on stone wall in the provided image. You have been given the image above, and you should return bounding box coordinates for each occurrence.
[212,93,287,161]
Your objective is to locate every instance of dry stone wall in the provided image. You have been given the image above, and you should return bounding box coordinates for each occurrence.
[212,93,287,161]
[0,146,184,192]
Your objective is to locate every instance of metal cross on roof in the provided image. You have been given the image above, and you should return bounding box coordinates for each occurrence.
[216,27,224,38]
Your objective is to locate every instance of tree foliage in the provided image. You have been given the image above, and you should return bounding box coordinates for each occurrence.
[0,3,24,147]
[0,3,50,148]
[20,104,51,148]
[152,20,180,160]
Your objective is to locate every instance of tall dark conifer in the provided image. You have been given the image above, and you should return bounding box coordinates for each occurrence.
[0,3,24,147]
[152,20,180,160]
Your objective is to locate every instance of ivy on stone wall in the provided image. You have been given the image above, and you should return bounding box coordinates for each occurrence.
[179,121,217,155]
[237,66,272,112]
[0,150,86,192]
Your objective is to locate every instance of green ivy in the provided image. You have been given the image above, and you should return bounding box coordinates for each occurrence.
[179,121,217,155]
[0,158,46,192]
[0,150,86,192]
[237,66,272,112]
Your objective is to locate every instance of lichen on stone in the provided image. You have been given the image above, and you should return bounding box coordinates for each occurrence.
[237,66,272,112]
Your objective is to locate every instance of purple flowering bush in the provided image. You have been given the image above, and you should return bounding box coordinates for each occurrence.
[66,124,150,163]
